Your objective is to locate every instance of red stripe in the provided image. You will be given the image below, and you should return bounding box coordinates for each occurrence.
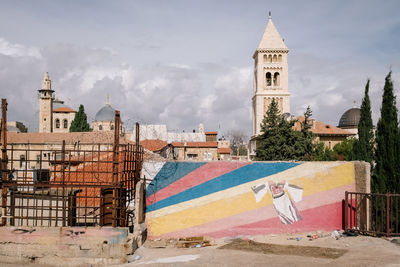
[146,162,248,206]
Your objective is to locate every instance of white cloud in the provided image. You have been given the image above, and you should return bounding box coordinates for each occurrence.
[0,38,41,59]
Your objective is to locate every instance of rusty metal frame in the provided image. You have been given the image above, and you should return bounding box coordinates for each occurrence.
[0,105,143,227]
[345,191,400,237]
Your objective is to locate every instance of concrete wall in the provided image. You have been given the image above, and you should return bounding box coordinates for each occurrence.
[145,161,370,239]
[0,227,138,266]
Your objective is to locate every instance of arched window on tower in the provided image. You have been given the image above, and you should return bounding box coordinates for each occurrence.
[63,119,68,129]
[278,54,282,62]
[263,55,267,63]
[99,125,103,131]
[268,55,272,63]
[273,72,280,86]
[266,72,272,86]
[273,55,277,62]
[55,119,60,128]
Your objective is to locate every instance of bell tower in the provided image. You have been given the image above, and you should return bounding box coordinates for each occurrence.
[38,72,54,133]
[252,13,290,137]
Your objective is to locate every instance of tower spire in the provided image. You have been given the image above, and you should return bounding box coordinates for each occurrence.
[269,11,271,19]
[41,72,52,90]
[106,94,110,106]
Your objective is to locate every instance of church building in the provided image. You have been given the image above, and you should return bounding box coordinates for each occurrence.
[249,14,290,156]
[248,14,354,157]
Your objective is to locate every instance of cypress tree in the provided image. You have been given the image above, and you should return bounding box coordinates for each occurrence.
[353,80,374,164]
[301,106,316,158]
[69,104,91,132]
[373,72,399,193]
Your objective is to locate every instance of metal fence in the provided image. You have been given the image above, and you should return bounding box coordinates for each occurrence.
[344,191,400,237]
[1,99,144,227]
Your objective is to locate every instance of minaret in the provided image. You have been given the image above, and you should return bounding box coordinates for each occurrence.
[38,72,54,133]
[252,13,290,137]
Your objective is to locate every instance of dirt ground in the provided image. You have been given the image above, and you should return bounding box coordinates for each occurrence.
[118,231,400,267]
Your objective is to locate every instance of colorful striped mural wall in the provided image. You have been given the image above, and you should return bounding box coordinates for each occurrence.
[145,161,367,239]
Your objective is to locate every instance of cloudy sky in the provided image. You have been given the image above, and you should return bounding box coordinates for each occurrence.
[0,0,399,138]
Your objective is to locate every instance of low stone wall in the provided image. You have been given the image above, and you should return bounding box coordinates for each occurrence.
[145,161,370,239]
[0,227,139,266]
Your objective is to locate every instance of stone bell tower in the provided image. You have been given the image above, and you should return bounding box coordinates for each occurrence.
[38,72,54,133]
[252,13,290,137]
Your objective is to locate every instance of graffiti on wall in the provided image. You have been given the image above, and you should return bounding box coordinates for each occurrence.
[145,161,356,239]
[252,181,303,224]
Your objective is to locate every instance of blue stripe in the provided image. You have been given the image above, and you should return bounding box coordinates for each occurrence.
[146,161,206,197]
[146,162,300,212]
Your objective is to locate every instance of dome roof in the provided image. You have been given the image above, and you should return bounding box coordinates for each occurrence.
[95,104,115,122]
[338,108,361,128]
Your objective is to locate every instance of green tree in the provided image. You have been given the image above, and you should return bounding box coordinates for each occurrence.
[255,99,306,160]
[69,104,91,132]
[333,138,356,160]
[313,142,334,161]
[373,72,400,193]
[353,80,374,164]
[301,106,316,159]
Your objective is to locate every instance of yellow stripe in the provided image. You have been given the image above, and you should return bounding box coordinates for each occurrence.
[148,162,354,236]
[147,162,343,219]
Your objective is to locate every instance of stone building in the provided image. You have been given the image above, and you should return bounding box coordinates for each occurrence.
[294,116,355,149]
[38,72,76,133]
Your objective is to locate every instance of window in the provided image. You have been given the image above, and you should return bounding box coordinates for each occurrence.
[20,155,26,168]
[273,55,277,62]
[36,155,41,164]
[55,119,60,128]
[110,125,114,130]
[263,54,267,62]
[203,152,212,161]
[187,154,198,160]
[268,55,272,63]
[99,125,103,131]
[278,54,282,62]
[266,72,272,86]
[273,72,280,86]
[63,119,68,128]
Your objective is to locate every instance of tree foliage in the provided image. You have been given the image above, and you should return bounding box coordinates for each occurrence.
[353,80,374,164]
[373,72,400,193]
[333,138,356,161]
[69,104,91,132]
[255,99,310,161]
[313,142,334,161]
[301,106,316,159]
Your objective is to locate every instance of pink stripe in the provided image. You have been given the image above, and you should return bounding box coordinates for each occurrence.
[209,201,343,237]
[151,183,354,239]
[146,162,248,206]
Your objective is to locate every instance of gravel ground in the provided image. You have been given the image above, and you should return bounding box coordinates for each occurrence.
[118,231,400,267]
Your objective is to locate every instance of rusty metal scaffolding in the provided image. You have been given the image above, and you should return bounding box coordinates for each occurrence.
[0,99,143,227]
[345,191,400,237]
